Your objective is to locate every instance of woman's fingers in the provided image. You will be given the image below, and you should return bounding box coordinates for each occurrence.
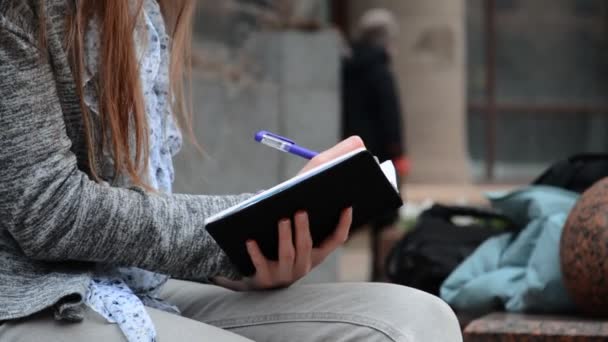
[247,208,353,290]
[246,240,273,288]
[314,207,353,266]
[299,136,366,174]
[313,136,365,165]
[277,219,295,284]
[293,211,313,279]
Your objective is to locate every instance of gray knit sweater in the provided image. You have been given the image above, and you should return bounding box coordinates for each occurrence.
[0,0,248,322]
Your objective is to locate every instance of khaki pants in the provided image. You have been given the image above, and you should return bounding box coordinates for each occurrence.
[0,280,462,342]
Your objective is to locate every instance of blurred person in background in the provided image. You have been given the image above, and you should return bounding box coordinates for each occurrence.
[341,8,409,281]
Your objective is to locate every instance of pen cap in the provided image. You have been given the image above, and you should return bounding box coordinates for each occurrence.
[254,131,295,144]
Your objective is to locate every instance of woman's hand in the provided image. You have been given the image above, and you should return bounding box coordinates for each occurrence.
[250,207,353,289]
[214,137,364,291]
[298,136,365,175]
[214,208,352,291]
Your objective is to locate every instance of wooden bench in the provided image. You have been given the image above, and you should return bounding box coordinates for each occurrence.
[464,313,608,341]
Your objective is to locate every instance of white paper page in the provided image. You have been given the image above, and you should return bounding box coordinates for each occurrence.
[380,160,399,191]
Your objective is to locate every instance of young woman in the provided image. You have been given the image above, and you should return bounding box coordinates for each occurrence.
[0,0,462,341]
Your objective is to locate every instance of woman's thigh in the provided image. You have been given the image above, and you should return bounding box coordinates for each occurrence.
[161,280,462,342]
[0,306,252,342]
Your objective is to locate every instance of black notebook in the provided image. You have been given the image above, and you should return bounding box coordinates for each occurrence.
[205,148,404,276]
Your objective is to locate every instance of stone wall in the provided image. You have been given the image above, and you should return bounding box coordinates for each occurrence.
[173,31,340,194]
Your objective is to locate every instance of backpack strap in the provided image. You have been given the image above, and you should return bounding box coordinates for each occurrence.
[421,204,517,230]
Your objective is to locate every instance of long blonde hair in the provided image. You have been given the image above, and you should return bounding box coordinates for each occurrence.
[40,0,196,188]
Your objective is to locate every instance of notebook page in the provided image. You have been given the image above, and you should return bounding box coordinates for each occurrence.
[380,160,399,191]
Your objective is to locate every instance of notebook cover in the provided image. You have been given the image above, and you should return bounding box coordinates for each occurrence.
[206,150,404,276]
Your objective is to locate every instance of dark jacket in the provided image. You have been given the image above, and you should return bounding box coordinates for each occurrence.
[341,42,405,162]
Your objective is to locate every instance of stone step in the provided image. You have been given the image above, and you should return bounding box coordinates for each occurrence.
[465,313,608,341]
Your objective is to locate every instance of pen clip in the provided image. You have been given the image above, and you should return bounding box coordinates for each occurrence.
[255,131,295,145]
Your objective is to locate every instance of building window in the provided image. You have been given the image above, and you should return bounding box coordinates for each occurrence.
[468,0,608,182]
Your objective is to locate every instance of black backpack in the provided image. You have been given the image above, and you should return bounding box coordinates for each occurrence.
[385,205,517,296]
[533,154,608,193]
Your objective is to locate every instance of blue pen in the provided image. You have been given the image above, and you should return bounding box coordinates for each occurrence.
[255,131,319,160]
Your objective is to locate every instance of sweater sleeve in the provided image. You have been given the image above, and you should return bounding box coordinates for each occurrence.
[0,16,247,281]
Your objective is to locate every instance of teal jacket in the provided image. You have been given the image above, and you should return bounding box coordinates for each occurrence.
[440,186,579,314]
